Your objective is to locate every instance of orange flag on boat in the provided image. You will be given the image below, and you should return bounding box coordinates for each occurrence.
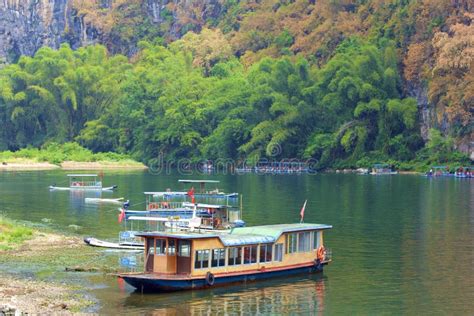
[188,186,195,203]
[118,208,126,223]
[300,200,307,223]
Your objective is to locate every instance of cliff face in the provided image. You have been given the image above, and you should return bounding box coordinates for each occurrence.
[1,0,68,63]
[0,0,225,64]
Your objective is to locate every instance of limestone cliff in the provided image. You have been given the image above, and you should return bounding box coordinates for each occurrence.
[0,0,224,63]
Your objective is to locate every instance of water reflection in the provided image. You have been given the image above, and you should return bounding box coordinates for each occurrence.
[123,274,326,315]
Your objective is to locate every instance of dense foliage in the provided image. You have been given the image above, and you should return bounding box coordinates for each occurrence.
[0,142,138,164]
[0,0,472,169]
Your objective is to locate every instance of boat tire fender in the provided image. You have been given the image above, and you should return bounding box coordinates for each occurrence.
[206,272,215,286]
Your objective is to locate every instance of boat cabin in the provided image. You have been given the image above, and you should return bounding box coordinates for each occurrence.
[68,174,102,188]
[179,179,221,194]
[138,223,331,277]
[127,201,243,231]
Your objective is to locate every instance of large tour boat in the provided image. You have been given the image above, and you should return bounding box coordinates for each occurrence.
[118,223,332,292]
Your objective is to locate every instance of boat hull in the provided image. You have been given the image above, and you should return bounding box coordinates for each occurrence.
[84,237,143,250]
[120,262,325,292]
[49,185,117,191]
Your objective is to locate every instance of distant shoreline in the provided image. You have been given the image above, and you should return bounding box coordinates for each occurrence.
[0,159,147,171]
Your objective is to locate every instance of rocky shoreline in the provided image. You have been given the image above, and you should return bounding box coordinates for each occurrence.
[0,230,99,314]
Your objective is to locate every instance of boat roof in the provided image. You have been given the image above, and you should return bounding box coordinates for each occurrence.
[128,216,192,223]
[178,179,220,184]
[136,223,332,246]
[67,174,98,177]
[373,164,389,168]
[144,191,187,196]
[182,202,227,209]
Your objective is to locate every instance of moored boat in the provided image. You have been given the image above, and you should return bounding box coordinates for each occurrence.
[84,236,143,250]
[118,223,332,292]
[85,197,126,204]
[49,174,117,191]
[370,164,398,175]
[424,166,451,177]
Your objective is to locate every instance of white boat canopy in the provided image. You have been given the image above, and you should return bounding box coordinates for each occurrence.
[178,179,220,183]
[67,174,98,177]
[144,191,187,196]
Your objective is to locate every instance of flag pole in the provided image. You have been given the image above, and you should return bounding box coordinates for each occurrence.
[300,199,307,223]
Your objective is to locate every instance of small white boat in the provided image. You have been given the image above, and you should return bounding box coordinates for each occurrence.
[370,164,398,175]
[83,237,143,250]
[85,197,125,205]
[49,174,117,191]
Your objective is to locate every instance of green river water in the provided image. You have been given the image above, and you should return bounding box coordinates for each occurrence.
[0,170,473,314]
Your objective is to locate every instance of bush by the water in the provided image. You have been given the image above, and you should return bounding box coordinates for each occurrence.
[0,142,137,165]
[0,217,33,250]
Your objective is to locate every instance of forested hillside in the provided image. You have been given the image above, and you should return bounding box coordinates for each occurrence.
[0,0,472,169]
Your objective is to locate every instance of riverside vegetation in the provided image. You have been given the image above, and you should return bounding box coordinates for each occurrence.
[0,1,472,171]
[0,216,121,313]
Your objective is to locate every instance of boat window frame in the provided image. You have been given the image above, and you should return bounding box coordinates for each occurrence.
[178,240,191,257]
[146,238,155,256]
[274,243,283,262]
[211,248,226,268]
[243,245,258,264]
[298,231,311,253]
[286,233,298,254]
[194,249,210,269]
[227,247,242,266]
[168,239,176,256]
[155,239,166,255]
[259,243,273,263]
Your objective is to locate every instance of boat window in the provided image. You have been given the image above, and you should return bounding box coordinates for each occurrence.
[311,231,317,250]
[274,243,283,262]
[194,250,210,269]
[227,247,241,266]
[156,239,166,255]
[178,240,191,257]
[315,231,322,249]
[298,232,311,252]
[211,249,226,267]
[168,239,176,255]
[286,233,298,254]
[243,245,257,264]
[147,238,155,255]
[259,244,272,263]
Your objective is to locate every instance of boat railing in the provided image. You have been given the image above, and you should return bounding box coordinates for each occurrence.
[70,181,101,187]
[147,201,183,210]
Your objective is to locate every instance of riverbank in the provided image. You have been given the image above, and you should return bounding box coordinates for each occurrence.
[0,159,147,171]
[0,218,115,314]
[0,142,147,171]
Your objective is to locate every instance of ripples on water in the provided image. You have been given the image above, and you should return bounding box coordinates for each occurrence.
[109,275,326,315]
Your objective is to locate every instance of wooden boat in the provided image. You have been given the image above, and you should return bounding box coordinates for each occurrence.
[118,223,332,292]
[85,197,125,204]
[370,164,398,175]
[49,174,117,191]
